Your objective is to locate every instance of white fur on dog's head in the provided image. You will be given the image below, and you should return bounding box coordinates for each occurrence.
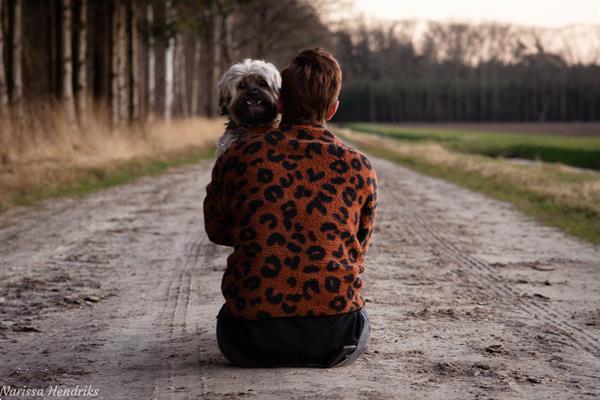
[218,59,281,116]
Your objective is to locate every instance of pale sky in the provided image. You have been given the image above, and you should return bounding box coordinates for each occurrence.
[355,0,600,28]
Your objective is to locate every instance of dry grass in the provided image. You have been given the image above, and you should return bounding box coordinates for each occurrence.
[0,104,224,211]
[339,128,600,243]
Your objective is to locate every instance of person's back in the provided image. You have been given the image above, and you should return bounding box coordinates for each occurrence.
[204,48,378,368]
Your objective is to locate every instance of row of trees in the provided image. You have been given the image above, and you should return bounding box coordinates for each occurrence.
[333,21,600,122]
[0,0,331,134]
[0,0,598,135]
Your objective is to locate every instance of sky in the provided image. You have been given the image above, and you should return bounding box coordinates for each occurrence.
[354,0,600,28]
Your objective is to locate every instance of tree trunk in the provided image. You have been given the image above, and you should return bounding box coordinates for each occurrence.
[210,9,221,117]
[0,0,9,107]
[164,1,174,120]
[0,0,9,163]
[479,68,486,121]
[560,74,567,122]
[202,19,213,117]
[173,36,179,116]
[76,0,87,126]
[165,34,174,120]
[190,37,201,115]
[220,13,231,67]
[129,2,139,120]
[173,35,181,117]
[110,0,121,125]
[118,0,128,122]
[367,83,375,122]
[154,2,165,119]
[146,4,155,120]
[12,0,23,117]
[178,34,188,117]
[225,12,237,63]
[61,0,77,132]
[90,2,111,105]
[48,0,59,98]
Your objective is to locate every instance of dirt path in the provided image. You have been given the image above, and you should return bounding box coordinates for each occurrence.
[1,156,598,399]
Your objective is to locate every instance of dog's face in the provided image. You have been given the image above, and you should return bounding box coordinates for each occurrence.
[218,59,281,127]
[228,74,278,125]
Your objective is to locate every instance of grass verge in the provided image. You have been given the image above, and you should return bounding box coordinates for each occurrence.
[343,123,600,171]
[0,117,223,213]
[338,128,600,244]
[6,145,214,211]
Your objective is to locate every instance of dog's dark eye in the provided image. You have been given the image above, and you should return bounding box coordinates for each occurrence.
[259,79,268,87]
[238,81,247,89]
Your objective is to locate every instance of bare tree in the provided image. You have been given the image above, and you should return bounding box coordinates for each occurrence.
[233,0,332,66]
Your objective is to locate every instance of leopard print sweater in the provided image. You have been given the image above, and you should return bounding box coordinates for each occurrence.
[204,123,378,320]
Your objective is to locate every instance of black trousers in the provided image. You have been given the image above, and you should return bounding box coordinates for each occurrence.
[216,305,370,368]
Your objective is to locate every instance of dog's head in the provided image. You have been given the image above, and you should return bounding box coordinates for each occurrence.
[218,59,281,127]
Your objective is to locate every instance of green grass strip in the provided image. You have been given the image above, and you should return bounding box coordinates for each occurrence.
[344,123,600,171]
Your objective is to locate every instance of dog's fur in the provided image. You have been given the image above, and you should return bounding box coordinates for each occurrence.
[216,59,281,158]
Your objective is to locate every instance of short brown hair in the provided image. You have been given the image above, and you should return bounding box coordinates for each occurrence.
[280,48,342,124]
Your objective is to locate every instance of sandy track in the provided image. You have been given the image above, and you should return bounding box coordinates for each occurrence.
[0,156,598,399]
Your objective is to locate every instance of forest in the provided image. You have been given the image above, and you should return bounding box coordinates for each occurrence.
[0,0,598,153]
[0,0,331,130]
[335,21,600,122]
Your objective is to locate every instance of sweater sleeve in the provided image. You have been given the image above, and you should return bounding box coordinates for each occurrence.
[356,167,378,254]
[203,157,234,247]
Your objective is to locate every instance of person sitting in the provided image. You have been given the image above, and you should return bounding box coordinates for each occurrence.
[203,47,378,368]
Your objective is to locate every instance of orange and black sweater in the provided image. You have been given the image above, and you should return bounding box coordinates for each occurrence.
[204,122,377,320]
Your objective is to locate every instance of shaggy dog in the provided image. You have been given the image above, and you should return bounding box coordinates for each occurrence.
[216,59,281,158]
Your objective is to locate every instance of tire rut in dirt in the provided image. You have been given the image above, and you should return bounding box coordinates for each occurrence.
[384,174,600,363]
[153,231,207,398]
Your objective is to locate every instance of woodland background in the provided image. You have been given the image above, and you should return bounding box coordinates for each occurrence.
[0,0,599,163]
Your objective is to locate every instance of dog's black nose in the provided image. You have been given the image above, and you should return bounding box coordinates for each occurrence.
[249,87,259,96]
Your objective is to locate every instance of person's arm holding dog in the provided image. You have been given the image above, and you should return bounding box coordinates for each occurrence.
[357,159,378,254]
[203,156,234,247]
